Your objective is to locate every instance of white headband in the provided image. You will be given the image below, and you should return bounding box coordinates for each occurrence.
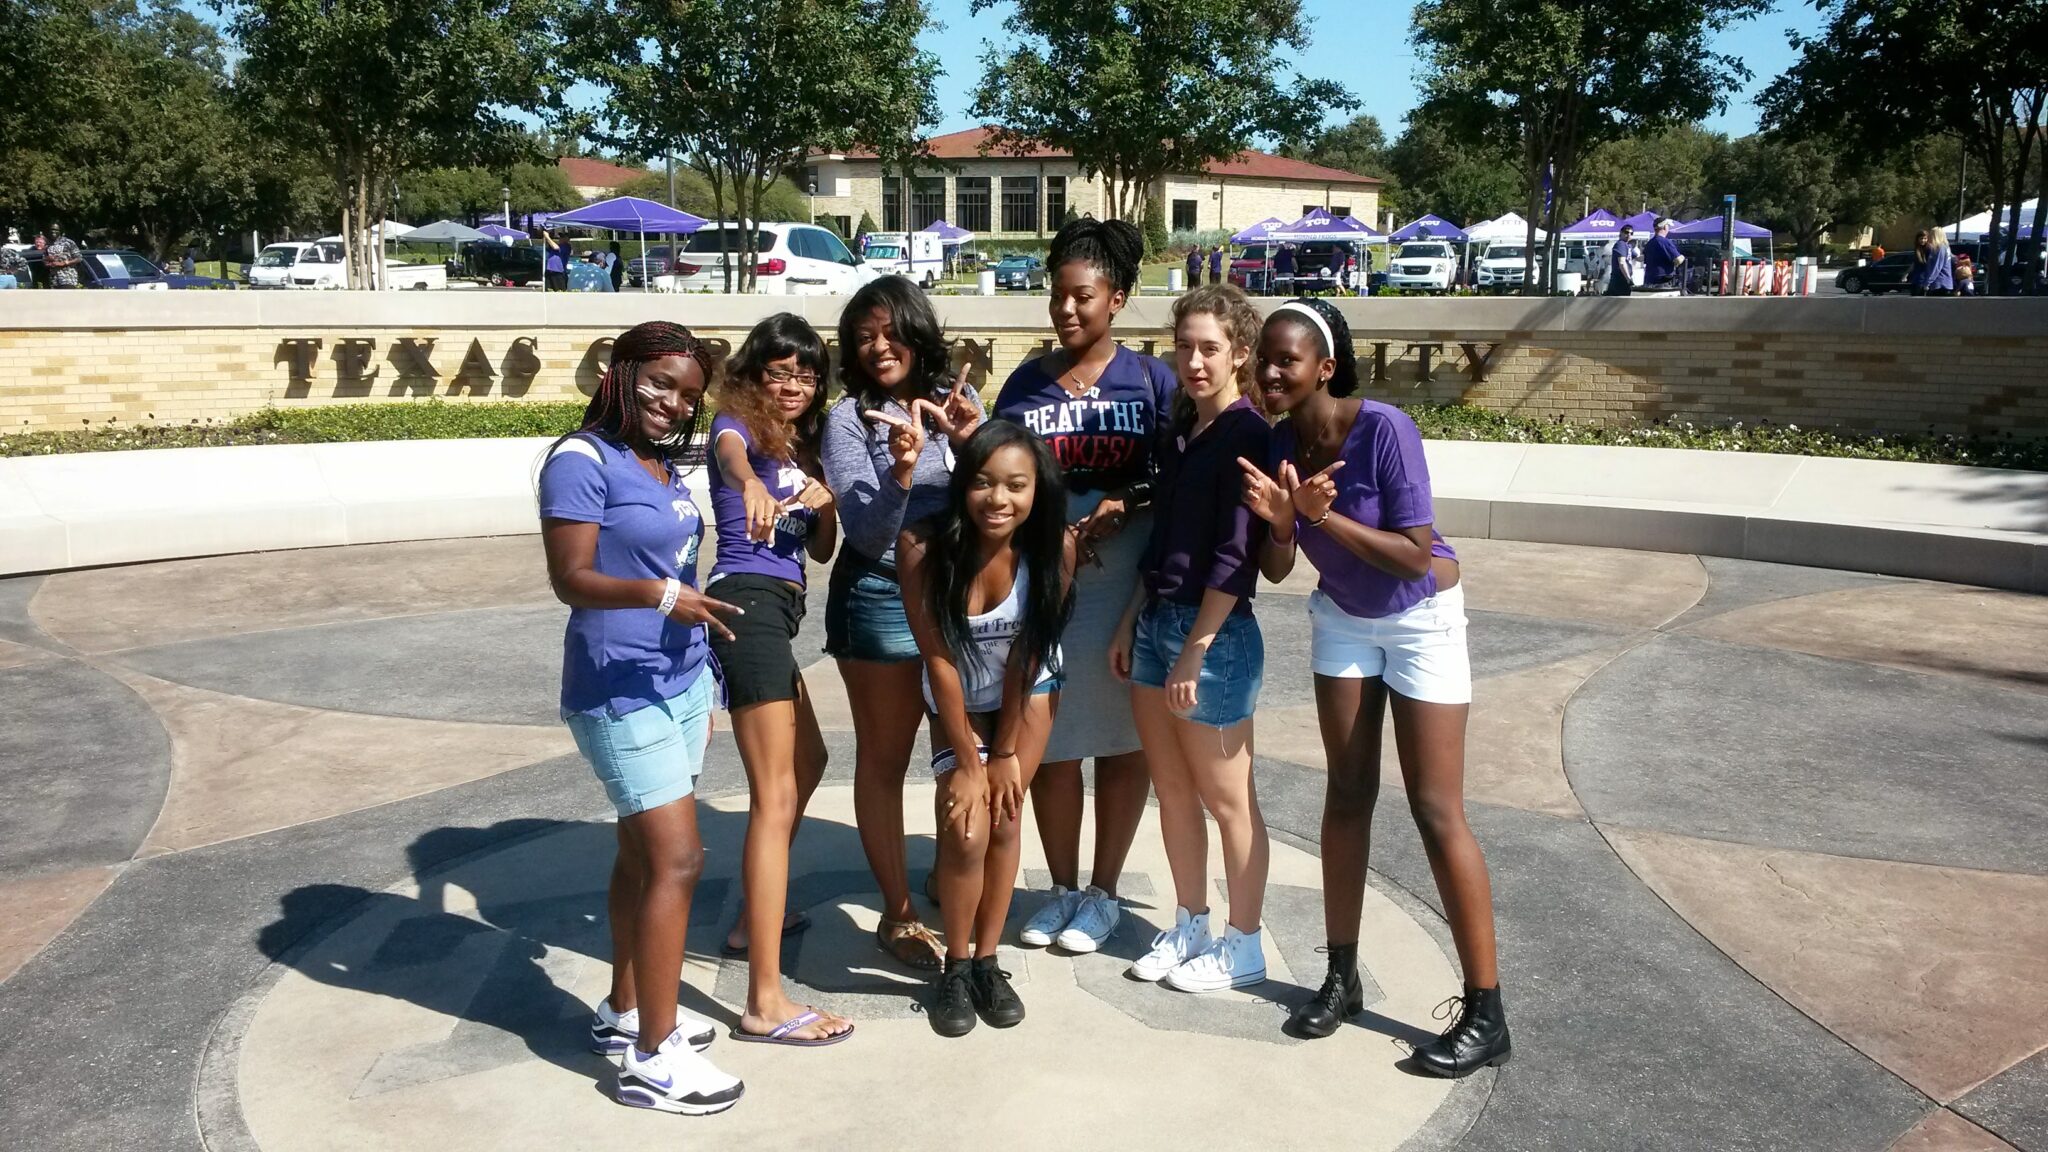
[1271,301,1336,357]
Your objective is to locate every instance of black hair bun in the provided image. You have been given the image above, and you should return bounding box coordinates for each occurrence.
[1050,217,1143,295]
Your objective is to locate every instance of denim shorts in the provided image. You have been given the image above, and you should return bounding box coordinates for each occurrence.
[564,671,715,817]
[1129,599,1264,728]
[824,551,919,664]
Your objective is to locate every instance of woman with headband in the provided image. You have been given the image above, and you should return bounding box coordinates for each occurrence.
[537,320,747,1114]
[1238,297,1512,1074]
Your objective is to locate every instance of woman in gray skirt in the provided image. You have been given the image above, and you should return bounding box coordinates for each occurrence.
[992,218,1174,952]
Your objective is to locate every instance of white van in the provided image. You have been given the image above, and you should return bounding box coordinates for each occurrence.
[860,231,945,286]
[287,239,447,290]
[669,223,876,295]
[248,242,314,289]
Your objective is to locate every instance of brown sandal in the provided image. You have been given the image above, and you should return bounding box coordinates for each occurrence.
[876,916,944,970]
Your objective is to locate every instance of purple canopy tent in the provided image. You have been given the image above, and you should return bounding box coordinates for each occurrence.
[918,219,974,242]
[1559,208,1623,239]
[1618,210,1661,234]
[1391,214,1469,243]
[1230,217,1286,245]
[1669,216,1772,240]
[544,196,710,292]
[1268,209,1385,294]
[477,223,524,243]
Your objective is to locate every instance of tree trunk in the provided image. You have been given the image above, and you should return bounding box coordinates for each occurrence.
[2031,140,2047,295]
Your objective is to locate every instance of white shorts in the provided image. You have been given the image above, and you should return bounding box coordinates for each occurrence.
[1307,583,1472,704]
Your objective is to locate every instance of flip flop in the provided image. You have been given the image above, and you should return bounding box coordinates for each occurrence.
[719,911,812,958]
[728,1010,853,1047]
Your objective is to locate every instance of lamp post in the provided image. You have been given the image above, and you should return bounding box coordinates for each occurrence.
[502,185,511,229]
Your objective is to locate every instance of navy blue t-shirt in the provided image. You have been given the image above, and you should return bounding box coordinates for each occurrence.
[993,344,1177,493]
[1141,397,1270,614]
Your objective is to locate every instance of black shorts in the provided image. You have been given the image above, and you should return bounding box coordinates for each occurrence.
[706,573,807,709]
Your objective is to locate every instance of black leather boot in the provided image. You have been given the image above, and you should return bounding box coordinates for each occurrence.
[929,958,977,1037]
[970,956,1026,1028]
[1287,943,1365,1039]
[1413,986,1511,1077]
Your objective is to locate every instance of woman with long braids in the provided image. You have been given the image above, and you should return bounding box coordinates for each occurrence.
[1237,297,1511,1074]
[704,312,853,1047]
[898,420,1076,1035]
[537,321,745,1114]
[993,217,1171,954]
[820,276,984,970]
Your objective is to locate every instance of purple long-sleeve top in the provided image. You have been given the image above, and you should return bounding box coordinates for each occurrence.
[1140,397,1270,615]
[819,393,951,568]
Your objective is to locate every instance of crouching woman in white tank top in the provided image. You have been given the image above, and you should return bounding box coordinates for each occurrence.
[897,420,1078,1038]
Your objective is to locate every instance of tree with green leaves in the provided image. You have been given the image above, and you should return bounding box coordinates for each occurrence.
[1385,113,1521,227]
[221,0,565,288]
[1412,0,1768,293]
[569,0,939,292]
[1707,132,1894,255]
[1283,114,1390,180]
[1577,125,1728,223]
[970,0,1355,223]
[1762,0,2048,294]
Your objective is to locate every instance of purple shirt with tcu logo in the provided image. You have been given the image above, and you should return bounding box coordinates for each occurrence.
[538,432,709,717]
[993,344,1177,494]
[706,413,815,587]
[1271,399,1457,620]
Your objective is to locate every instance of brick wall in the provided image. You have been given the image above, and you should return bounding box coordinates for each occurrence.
[2,296,2043,438]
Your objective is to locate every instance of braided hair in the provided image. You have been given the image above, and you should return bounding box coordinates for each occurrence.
[1048,217,1144,296]
[567,319,714,460]
[1263,297,1359,398]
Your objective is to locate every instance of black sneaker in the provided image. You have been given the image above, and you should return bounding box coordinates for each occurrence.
[970,956,1026,1028]
[930,958,977,1037]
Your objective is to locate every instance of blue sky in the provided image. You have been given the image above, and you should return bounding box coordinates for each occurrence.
[920,0,1815,138]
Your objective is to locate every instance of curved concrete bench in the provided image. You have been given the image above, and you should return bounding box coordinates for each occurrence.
[2,438,2043,592]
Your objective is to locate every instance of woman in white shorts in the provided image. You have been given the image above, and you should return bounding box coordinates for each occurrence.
[1238,298,1511,1077]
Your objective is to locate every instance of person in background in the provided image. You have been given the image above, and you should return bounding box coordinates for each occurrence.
[1209,244,1225,287]
[1642,219,1685,290]
[33,232,48,255]
[1921,227,1954,296]
[181,247,198,277]
[537,320,745,1116]
[1273,243,1296,295]
[1604,224,1637,296]
[608,240,627,292]
[1907,230,1933,295]
[0,245,27,289]
[1954,250,1976,297]
[1185,245,1202,290]
[541,227,567,292]
[43,229,83,289]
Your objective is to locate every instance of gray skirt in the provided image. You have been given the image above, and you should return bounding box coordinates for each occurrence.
[1046,489,1148,762]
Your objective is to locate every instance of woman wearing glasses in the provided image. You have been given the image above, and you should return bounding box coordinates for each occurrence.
[704,313,854,1047]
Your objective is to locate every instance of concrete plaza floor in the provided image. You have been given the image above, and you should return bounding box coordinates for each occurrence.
[0,535,2043,1151]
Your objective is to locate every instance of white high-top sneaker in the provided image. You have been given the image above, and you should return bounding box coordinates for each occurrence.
[616,1027,744,1115]
[1019,884,1083,947]
[1164,924,1267,993]
[1128,906,1214,982]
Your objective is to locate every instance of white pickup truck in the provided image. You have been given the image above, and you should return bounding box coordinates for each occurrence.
[1386,241,1459,293]
[247,242,314,289]
[287,240,447,290]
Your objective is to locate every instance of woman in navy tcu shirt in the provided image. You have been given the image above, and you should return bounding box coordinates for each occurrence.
[993,218,1172,954]
[537,321,745,1115]
[1239,298,1512,1074]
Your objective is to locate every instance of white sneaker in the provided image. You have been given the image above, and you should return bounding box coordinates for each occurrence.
[1165,925,1267,993]
[617,1027,744,1115]
[1128,906,1213,982]
[1054,886,1121,953]
[1019,885,1082,947]
[591,997,715,1058]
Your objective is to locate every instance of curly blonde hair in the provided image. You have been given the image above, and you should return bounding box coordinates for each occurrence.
[1168,282,1264,432]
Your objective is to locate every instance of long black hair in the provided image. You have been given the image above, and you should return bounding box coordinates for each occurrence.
[836,274,953,413]
[557,319,713,460]
[721,311,829,469]
[1047,217,1143,296]
[923,420,1073,684]
[1263,296,1359,398]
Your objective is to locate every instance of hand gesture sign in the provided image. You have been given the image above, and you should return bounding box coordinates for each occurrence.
[1287,459,1345,523]
[791,476,834,514]
[861,407,927,477]
[911,364,985,446]
[665,586,745,643]
[1237,457,1293,525]
[740,479,781,542]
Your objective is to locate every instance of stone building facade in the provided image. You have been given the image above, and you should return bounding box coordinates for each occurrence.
[806,127,1381,241]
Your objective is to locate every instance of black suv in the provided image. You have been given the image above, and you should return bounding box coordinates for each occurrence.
[1835,252,1914,295]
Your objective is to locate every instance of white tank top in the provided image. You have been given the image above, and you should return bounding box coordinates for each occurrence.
[922,562,1058,714]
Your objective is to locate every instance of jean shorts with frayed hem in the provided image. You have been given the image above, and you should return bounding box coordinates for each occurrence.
[1129,598,1263,729]
[824,551,920,664]
[565,671,715,817]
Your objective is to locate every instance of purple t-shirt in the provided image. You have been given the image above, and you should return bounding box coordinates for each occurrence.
[1272,399,1458,620]
[538,433,710,717]
[707,413,815,587]
[993,345,1177,493]
[1141,397,1270,614]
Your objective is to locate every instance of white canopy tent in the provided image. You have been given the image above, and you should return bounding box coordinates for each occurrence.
[1465,212,1547,244]
[1944,197,2040,240]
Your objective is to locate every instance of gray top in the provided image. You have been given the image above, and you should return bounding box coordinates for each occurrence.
[820,393,952,566]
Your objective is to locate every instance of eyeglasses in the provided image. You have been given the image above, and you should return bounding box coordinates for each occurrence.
[763,368,819,386]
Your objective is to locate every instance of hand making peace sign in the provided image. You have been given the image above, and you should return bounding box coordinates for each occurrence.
[861,406,928,480]
[910,363,985,446]
[1238,456,1347,526]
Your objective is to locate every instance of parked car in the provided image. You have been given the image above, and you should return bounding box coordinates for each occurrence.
[993,254,1045,290]
[1474,244,1558,289]
[468,242,544,286]
[1834,252,1913,295]
[669,223,877,294]
[1386,242,1458,292]
[624,244,673,287]
[288,239,446,290]
[248,241,315,288]
[25,248,231,289]
[1229,241,1352,294]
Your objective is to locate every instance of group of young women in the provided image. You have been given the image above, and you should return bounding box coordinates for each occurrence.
[535,219,1512,1118]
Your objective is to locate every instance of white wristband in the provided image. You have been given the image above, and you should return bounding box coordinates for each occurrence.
[657,577,681,616]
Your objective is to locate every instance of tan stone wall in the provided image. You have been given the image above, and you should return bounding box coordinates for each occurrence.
[1159,176,1380,234]
[2,296,2043,439]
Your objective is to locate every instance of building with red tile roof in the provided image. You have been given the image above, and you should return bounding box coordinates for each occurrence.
[557,156,651,201]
